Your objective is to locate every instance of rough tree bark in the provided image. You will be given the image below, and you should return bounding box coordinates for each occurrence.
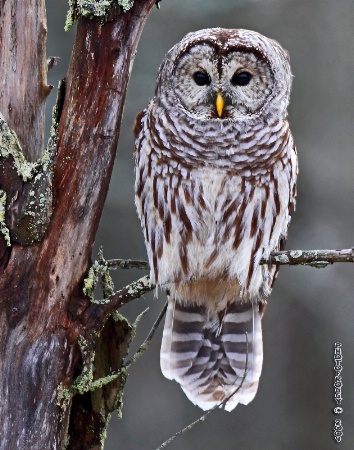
[0,1,157,449]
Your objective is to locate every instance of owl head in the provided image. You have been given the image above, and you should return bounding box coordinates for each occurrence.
[155,28,292,122]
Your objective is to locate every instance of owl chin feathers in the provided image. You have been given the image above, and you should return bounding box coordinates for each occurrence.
[135,28,297,411]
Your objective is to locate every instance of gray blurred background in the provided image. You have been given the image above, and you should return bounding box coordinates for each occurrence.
[46,1,354,449]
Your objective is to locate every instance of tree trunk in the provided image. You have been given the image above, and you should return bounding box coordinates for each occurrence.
[0,1,156,448]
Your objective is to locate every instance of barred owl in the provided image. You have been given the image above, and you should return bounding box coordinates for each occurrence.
[134,28,297,411]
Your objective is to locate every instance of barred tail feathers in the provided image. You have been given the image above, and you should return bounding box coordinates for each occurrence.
[160,299,263,412]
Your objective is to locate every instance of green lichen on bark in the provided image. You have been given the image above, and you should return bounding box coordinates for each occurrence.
[0,190,10,246]
[18,173,53,244]
[72,309,147,395]
[95,370,127,448]
[111,311,130,326]
[0,113,38,182]
[0,110,57,245]
[65,0,134,31]
[73,334,96,395]
[56,383,72,412]
[0,112,55,180]
[113,372,126,419]
[83,248,115,301]
[79,247,156,441]
[83,265,101,301]
[125,275,151,298]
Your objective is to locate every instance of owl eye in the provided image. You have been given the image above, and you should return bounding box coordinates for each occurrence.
[193,71,211,86]
[231,71,252,86]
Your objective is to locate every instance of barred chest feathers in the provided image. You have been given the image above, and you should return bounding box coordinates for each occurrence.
[135,104,295,303]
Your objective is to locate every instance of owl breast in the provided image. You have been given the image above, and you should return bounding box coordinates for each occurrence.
[135,104,296,303]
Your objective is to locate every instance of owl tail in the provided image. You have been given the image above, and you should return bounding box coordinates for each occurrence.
[160,298,263,412]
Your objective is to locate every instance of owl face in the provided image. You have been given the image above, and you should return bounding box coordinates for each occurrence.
[156,28,292,122]
[173,45,274,119]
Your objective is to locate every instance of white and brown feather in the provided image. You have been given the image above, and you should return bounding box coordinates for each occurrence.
[134,28,297,411]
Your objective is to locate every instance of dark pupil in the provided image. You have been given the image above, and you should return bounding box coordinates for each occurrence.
[231,71,252,86]
[193,71,210,86]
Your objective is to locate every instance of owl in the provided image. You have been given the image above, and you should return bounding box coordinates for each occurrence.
[134,28,297,411]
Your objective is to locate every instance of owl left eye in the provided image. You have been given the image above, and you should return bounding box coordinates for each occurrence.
[193,71,211,86]
[231,71,252,86]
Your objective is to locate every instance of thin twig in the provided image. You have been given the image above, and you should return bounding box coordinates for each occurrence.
[79,275,155,332]
[108,274,155,309]
[123,301,168,370]
[261,248,354,266]
[156,332,249,450]
[96,275,154,308]
[107,258,150,270]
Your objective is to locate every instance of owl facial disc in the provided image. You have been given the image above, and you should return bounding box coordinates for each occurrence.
[156,28,292,122]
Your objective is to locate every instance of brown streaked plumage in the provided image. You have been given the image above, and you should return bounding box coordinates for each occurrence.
[134,28,298,411]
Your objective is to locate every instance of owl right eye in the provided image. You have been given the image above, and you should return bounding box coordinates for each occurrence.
[231,71,252,86]
[193,71,211,86]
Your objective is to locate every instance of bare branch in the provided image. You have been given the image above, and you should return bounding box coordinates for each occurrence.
[110,248,354,274]
[260,248,354,267]
[84,247,354,331]
[105,275,155,309]
[79,275,155,333]
[107,258,150,270]
[120,300,167,372]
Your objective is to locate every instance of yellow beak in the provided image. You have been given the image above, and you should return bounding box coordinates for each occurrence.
[216,92,224,117]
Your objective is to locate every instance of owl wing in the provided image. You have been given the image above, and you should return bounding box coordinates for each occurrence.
[133,109,145,141]
[263,132,298,303]
[135,104,175,287]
